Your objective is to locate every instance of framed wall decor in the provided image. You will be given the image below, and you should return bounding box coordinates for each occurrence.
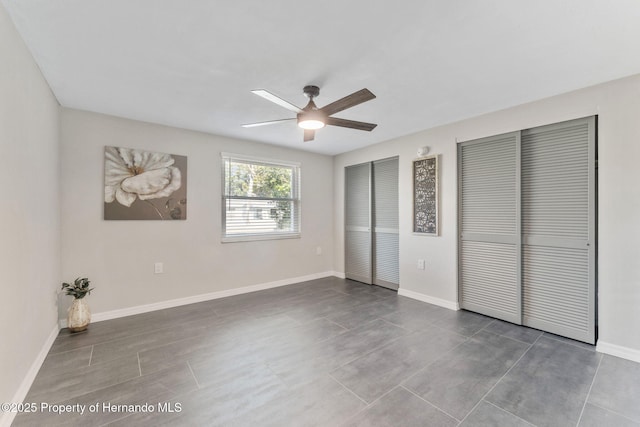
[413,154,438,235]
[104,146,187,220]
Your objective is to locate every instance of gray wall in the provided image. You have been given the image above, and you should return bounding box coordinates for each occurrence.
[334,74,640,358]
[0,3,60,411]
[60,108,334,316]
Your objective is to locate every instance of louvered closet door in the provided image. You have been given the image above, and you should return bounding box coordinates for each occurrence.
[459,133,521,324]
[372,158,399,290]
[521,117,596,343]
[345,163,372,284]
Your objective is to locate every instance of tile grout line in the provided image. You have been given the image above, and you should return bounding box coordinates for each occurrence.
[575,352,604,427]
[457,333,542,425]
[377,317,416,334]
[186,361,202,389]
[483,330,544,346]
[363,384,404,409]
[47,342,94,357]
[337,385,406,427]
[333,335,408,372]
[475,322,544,347]
[543,333,597,352]
[483,400,537,426]
[340,337,472,418]
[377,317,408,329]
[430,321,477,340]
[328,372,369,406]
[290,318,412,374]
[586,400,640,425]
[31,367,143,406]
[467,323,493,340]
[53,313,223,356]
[323,317,350,331]
[398,339,470,389]
[400,385,461,423]
[282,312,305,326]
[473,319,496,336]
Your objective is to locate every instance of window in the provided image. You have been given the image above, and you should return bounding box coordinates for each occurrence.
[221,153,300,242]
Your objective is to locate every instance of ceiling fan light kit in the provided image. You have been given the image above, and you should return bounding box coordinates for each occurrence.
[297,110,326,130]
[298,118,325,130]
[243,85,377,142]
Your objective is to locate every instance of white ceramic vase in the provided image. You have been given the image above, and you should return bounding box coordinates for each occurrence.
[67,298,91,332]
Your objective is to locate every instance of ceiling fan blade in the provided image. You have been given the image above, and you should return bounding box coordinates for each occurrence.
[326,117,377,131]
[303,129,315,142]
[320,88,376,116]
[251,90,302,113]
[242,118,295,128]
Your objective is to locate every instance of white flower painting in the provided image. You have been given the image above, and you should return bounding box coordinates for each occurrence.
[104,146,187,220]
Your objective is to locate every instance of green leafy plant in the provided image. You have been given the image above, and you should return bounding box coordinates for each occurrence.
[61,277,94,299]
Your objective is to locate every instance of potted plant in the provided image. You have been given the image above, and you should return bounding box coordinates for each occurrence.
[61,277,94,332]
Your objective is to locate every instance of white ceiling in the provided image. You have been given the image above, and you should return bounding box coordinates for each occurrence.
[4,0,640,155]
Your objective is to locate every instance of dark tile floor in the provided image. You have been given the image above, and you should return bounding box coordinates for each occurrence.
[12,277,640,426]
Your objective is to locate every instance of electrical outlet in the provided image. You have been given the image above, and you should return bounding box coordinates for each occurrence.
[154,262,163,274]
[316,246,322,255]
[417,259,425,270]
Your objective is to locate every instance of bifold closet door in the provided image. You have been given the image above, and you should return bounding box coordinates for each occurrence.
[521,117,596,344]
[372,158,399,290]
[459,117,596,344]
[345,163,372,284]
[459,133,521,324]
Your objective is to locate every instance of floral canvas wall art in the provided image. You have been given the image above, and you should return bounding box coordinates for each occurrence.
[413,155,438,235]
[104,146,187,220]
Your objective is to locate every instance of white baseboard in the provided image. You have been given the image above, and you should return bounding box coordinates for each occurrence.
[1,324,59,427]
[397,288,460,311]
[596,341,640,364]
[331,271,346,279]
[59,271,336,328]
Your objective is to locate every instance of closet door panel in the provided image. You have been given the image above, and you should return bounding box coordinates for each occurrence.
[373,158,399,290]
[459,133,521,324]
[521,117,596,344]
[345,163,372,284]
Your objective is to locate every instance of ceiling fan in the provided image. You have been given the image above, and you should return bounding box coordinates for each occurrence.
[242,85,377,142]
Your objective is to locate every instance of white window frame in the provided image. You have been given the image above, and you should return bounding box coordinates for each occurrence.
[221,152,301,243]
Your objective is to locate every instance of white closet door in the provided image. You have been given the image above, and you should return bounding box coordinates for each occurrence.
[521,117,596,344]
[345,163,372,284]
[373,158,399,290]
[459,132,521,324]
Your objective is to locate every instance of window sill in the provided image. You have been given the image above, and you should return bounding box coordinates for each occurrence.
[221,233,301,243]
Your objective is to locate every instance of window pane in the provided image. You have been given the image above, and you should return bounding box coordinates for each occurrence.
[225,198,295,234]
[226,161,293,198]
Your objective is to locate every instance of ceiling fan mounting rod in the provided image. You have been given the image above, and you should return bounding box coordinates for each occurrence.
[303,85,320,100]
